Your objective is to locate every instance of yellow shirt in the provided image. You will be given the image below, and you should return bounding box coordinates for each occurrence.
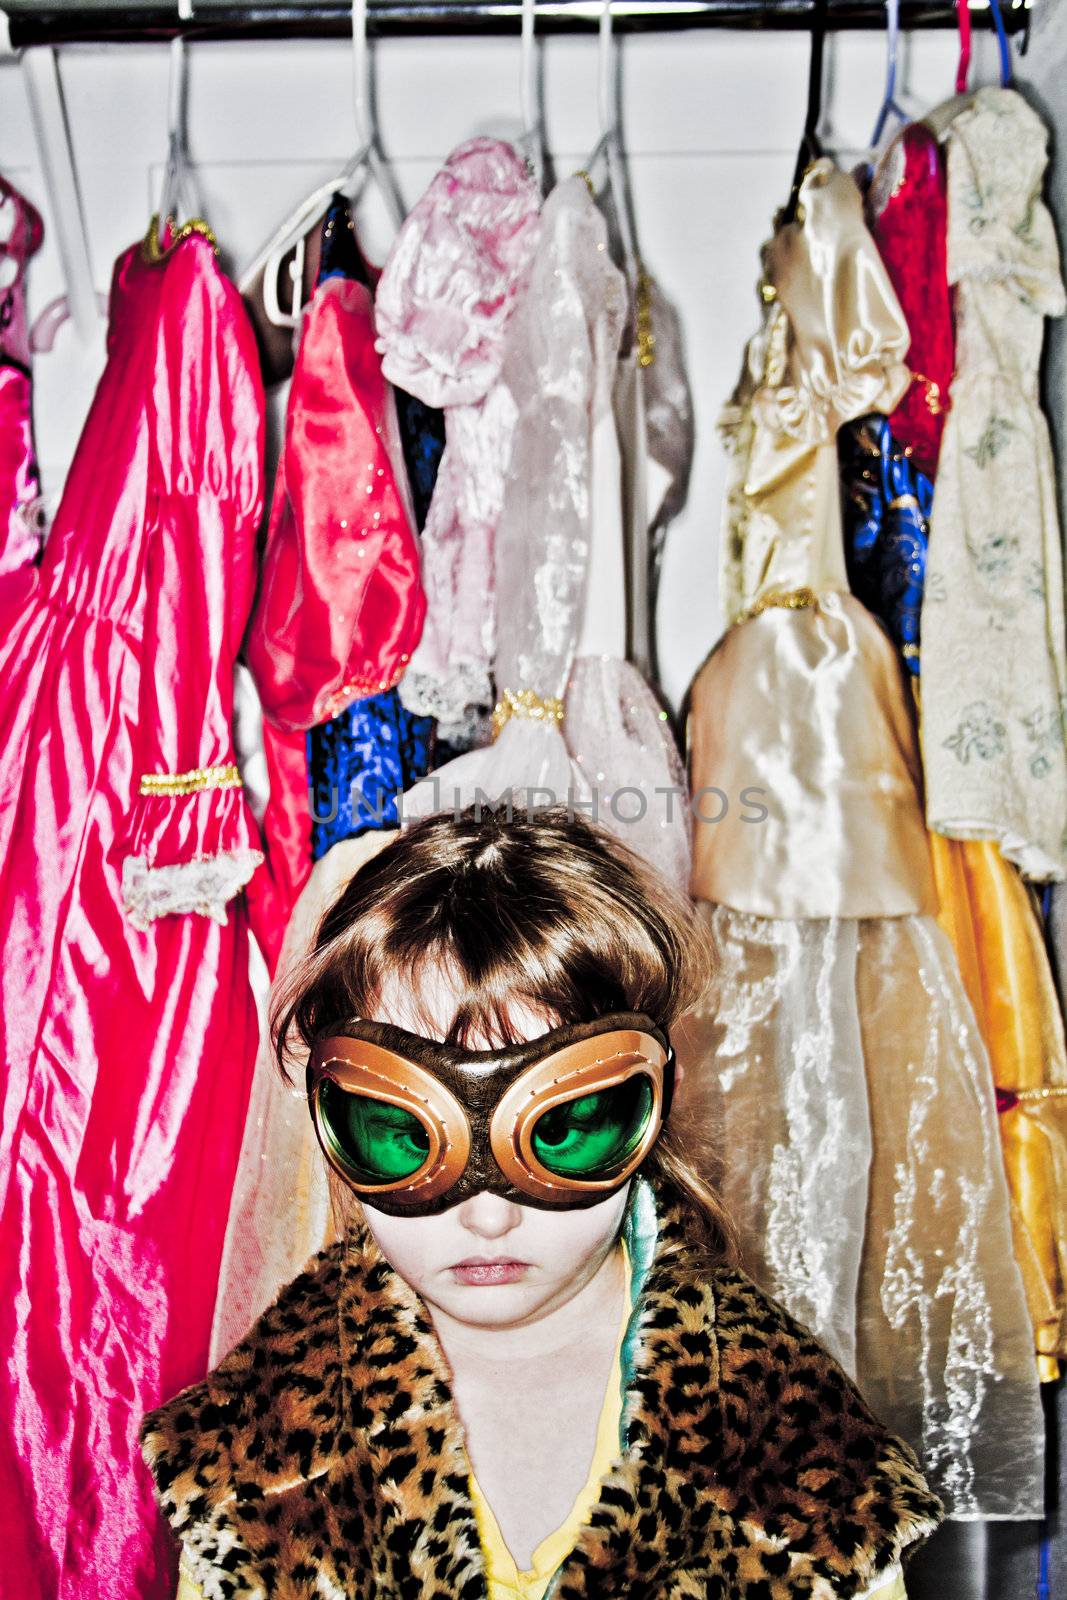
[175,1246,908,1600]
[465,1249,632,1600]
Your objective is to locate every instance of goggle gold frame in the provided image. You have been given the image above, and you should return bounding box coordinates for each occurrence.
[308,1023,671,1207]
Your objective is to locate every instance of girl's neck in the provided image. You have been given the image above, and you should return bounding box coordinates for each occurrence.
[428,1239,627,1366]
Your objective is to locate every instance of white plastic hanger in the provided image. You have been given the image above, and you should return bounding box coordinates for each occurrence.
[581,2,639,289]
[24,47,106,352]
[517,0,544,193]
[239,0,404,326]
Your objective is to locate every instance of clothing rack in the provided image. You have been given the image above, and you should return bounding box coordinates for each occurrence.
[4,0,1032,48]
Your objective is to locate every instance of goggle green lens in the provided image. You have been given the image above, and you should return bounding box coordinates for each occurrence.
[318,1080,431,1184]
[530,1076,655,1179]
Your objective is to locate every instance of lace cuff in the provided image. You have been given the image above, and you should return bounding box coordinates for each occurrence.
[121,765,263,927]
[397,664,493,745]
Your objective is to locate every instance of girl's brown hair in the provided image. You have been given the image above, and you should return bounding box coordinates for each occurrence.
[273,806,736,1262]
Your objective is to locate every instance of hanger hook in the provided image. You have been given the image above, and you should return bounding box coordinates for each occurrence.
[870,0,902,150]
[352,0,371,151]
[986,0,1012,88]
[955,0,971,93]
[597,0,615,142]
[782,0,827,225]
[520,0,542,190]
[159,0,193,228]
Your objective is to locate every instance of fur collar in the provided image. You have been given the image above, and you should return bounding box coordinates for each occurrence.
[142,1181,941,1599]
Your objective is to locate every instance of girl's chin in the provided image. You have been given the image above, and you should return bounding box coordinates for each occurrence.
[431,1277,549,1324]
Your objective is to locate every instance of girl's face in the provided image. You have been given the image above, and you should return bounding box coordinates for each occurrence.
[358,965,630,1330]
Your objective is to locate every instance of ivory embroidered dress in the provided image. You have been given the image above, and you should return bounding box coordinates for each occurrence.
[921,88,1067,881]
[686,160,1043,1519]
[0,220,264,1597]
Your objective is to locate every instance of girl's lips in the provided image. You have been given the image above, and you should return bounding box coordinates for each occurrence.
[450,1259,529,1286]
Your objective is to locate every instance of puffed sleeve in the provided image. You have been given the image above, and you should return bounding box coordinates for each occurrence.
[120,235,266,929]
[757,159,911,452]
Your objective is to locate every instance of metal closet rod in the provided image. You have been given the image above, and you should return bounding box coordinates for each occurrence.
[5,0,1032,48]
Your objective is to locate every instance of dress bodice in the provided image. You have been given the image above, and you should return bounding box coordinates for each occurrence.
[493,176,627,698]
[719,159,910,623]
[377,138,540,742]
[868,122,953,478]
[946,88,1065,396]
[919,87,1067,881]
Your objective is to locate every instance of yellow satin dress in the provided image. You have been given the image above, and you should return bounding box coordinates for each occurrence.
[927,768,1067,1382]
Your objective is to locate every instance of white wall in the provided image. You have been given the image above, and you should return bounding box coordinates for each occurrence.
[0,20,1015,711]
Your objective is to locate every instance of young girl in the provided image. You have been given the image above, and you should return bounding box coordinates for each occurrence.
[143,808,941,1600]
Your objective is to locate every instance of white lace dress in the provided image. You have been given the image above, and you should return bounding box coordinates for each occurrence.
[405,176,691,895]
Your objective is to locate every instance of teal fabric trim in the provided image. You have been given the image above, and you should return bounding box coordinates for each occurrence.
[618,1177,659,1446]
[542,1179,661,1600]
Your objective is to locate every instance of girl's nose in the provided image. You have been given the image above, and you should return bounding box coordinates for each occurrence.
[456,1190,524,1239]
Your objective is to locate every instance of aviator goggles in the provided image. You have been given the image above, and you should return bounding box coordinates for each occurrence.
[306,1012,674,1215]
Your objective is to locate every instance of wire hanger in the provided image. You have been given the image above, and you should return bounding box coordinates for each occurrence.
[579,2,639,287]
[781,0,828,226]
[869,0,908,150]
[238,0,404,322]
[518,0,544,192]
[157,0,197,233]
[24,47,106,352]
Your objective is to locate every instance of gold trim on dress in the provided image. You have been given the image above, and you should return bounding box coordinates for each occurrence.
[318,657,410,722]
[491,688,565,741]
[888,493,923,514]
[908,370,945,417]
[636,269,656,369]
[742,585,821,621]
[139,762,241,797]
[141,214,219,264]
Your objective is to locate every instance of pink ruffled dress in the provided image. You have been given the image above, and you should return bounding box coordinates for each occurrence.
[376,138,540,748]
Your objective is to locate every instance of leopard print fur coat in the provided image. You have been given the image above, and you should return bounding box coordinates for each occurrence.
[142,1180,942,1599]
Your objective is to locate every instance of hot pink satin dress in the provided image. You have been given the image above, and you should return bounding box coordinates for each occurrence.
[245,239,424,972]
[0,223,264,1598]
